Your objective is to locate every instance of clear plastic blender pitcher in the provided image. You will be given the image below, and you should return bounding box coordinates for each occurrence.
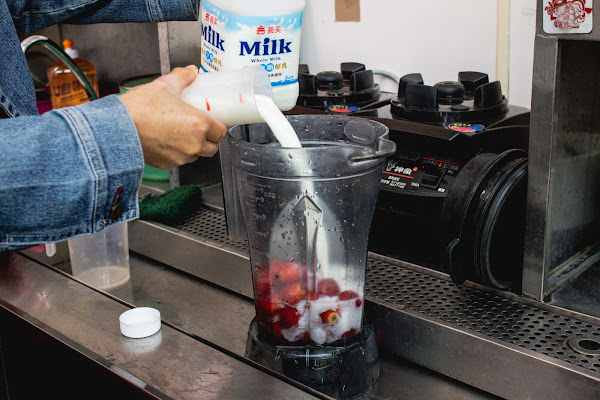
[224,115,395,345]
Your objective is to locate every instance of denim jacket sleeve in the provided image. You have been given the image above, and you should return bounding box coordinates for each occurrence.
[8,0,199,33]
[0,95,144,252]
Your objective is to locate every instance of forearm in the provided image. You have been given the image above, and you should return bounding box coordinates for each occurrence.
[0,95,143,251]
[9,0,199,33]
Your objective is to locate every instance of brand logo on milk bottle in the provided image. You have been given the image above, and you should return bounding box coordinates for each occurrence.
[240,37,293,56]
[202,23,225,51]
[201,0,303,88]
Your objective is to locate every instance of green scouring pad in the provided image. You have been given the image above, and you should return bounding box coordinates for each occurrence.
[139,185,203,226]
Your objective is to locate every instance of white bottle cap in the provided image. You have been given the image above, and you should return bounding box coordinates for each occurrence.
[119,307,161,338]
[64,47,79,59]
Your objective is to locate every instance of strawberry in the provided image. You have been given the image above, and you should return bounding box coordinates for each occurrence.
[271,321,284,339]
[280,306,301,329]
[317,278,340,296]
[281,283,306,305]
[298,331,310,342]
[339,290,362,307]
[269,260,285,282]
[342,328,357,338]
[256,293,282,314]
[253,273,271,295]
[278,262,303,283]
[255,310,277,326]
[306,290,320,301]
[253,264,268,275]
[320,309,340,324]
[338,290,359,300]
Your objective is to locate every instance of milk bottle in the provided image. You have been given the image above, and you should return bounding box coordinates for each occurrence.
[200,0,306,111]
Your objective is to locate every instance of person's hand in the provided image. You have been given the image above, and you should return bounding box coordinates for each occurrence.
[119,65,228,169]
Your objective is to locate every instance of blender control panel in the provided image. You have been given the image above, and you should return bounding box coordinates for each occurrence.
[380,150,460,196]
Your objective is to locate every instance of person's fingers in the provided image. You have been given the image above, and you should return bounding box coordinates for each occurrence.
[184,64,199,74]
[205,118,228,143]
[156,66,198,94]
[197,140,220,157]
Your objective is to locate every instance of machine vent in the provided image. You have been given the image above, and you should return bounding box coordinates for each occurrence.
[366,259,600,373]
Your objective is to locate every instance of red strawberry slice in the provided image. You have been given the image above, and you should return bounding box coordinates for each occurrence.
[256,293,282,314]
[281,283,306,305]
[338,290,358,300]
[255,310,277,326]
[342,328,357,338]
[271,321,284,339]
[298,331,310,342]
[253,273,271,295]
[269,260,285,282]
[280,306,301,329]
[317,278,340,296]
[320,309,340,324]
[339,290,362,307]
[306,290,320,303]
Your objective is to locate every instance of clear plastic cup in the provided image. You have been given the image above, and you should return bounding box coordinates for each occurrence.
[68,223,130,290]
[181,66,272,126]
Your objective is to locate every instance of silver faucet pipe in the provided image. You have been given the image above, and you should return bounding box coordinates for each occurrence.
[21,35,98,101]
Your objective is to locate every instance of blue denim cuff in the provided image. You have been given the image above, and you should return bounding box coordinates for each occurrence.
[56,95,144,232]
[148,0,199,22]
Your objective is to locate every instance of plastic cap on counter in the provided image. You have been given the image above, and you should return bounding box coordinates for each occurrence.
[119,307,161,338]
[62,39,79,59]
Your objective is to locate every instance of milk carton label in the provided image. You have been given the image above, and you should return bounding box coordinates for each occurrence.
[201,0,303,88]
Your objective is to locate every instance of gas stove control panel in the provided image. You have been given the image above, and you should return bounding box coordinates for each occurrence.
[380,151,460,197]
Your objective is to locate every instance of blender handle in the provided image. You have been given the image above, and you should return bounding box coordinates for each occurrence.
[350,139,396,163]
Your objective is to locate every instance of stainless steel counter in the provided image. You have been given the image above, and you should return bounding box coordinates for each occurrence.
[0,251,498,399]
[6,197,600,399]
[0,253,322,399]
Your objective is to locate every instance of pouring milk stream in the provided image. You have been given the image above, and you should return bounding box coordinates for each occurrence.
[181,66,301,147]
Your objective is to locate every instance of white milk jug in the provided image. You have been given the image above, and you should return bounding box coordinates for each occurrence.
[200,0,306,111]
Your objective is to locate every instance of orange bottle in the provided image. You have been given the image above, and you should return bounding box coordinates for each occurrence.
[47,39,99,109]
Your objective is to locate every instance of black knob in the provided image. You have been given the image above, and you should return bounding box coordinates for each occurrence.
[474,81,503,109]
[405,84,438,111]
[341,62,366,80]
[350,69,375,92]
[434,81,465,104]
[316,71,344,89]
[298,64,310,75]
[299,73,317,95]
[458,71,489,95]
[398,73,424,98]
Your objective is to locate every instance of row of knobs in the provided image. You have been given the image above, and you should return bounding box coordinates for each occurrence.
[399,72,504,110]
[298,62,376,96]
[298,63,504,111]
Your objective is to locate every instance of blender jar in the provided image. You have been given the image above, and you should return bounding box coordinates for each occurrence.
[227,115,395,346]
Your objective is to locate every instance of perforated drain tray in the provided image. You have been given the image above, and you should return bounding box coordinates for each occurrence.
[129,207,600,400]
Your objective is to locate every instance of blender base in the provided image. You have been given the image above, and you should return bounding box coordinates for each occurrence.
[245,318,380,400]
